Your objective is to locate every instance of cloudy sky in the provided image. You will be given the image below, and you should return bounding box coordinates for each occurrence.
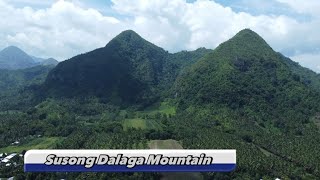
[0,0,319,73]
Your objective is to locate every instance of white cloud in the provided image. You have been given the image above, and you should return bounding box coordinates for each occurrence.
[0,0,319,74]
[276,0,320,17]
[111,0,320,57]
[0,0,124,60]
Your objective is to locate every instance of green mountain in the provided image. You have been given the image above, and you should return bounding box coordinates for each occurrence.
[44,30,210,105]
[32,56,59,66]
[0,46,36,70]
[40,58,59,66]
[176,29,320,122]
[174,29,320,178]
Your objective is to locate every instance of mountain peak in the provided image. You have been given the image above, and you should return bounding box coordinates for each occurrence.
[106,30,144,47]
[214,28,274,58]
[118,29,140,37]
[0,46,35,70]
[104,29,166,57]
[1,46,26,55]
[236,28,259,36]
[4,45,20,50]
[233,28,268,44]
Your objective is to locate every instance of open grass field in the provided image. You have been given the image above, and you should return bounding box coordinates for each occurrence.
[123,118,162,131]
[121,101,175,131]
[123,118,147,130]
[0,137,63,153]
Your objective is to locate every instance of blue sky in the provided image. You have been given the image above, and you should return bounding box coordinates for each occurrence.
[0,0,320,72]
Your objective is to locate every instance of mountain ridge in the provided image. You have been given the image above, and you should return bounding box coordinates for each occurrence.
[0,46,35,70]
[0,46,58,70]
[44,30,211,106]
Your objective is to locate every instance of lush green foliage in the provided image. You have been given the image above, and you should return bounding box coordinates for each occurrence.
[1,29,320,179]
[0,65,54,111]
[0,65,53,92]
[173,29,320,178]
[44,30,210,106]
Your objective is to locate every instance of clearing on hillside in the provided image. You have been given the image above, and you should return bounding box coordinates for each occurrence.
[123,118,162,131]
[137,101,176,117]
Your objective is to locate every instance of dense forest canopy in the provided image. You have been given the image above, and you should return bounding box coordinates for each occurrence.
[44,30,211,106]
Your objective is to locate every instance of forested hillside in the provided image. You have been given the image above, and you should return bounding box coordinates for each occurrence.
[44,30,210,107]
[1,29,320,179]
[281,54,320,91]
[0,65,54,92]
[173,29,320,178]
[0,65,55,111]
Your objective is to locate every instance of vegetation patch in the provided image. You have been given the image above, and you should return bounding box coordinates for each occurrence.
[123,118,147,130]
[148,139,183,149]
[138,101,176,117]
[0,137,63,153]
[123,118,162,131]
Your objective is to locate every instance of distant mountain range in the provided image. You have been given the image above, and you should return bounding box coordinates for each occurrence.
[0,46,58,70]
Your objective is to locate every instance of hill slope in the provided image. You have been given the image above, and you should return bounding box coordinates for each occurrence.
[39,58,59,66]
[0,65,54,92]
[32,56,59,66]
[44,30,211,105]
[0,46,36,70]
[280,54,320,91]
[176,29,319,124]
[0,65,55,111]
[174,29,320,178]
